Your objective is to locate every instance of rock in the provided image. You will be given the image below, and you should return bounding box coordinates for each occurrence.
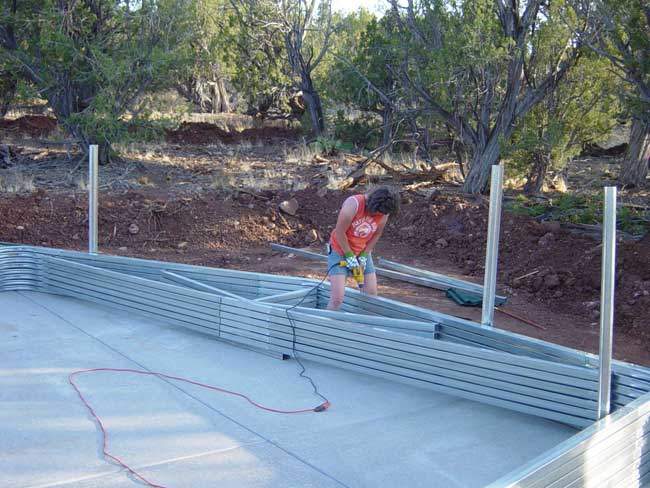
[118,246,128,251]
[464,260,476,271]
[531,276,544,292]
[16,225,24,231]
[317,187,328,198]
[538,232,555,246]
[553,290,564,298]
[177,241,188,249]
[128,223,139,235]
[627,299,637,306]
[541,221,561,233]
[72,233,80,240]
[584,301,599,310]
[435,238,448,248]
[544,274,561,289]
[279,198,299,216]
[266,222,276,230]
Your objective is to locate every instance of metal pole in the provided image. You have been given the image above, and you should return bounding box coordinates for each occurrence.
[481,164,504,327]
[88,145,99,254]
[598,186,617,419]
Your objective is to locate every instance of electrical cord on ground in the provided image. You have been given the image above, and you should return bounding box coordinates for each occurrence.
[69,368,329,488]
[282,263,341,413]
[68,264,344,486]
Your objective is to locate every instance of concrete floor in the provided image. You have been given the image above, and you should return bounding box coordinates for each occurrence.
[1,291,577,488]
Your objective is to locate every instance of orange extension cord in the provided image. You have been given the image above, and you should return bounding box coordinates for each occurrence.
[69,368,329,488]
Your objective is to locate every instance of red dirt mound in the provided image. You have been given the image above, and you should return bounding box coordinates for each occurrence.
[267,188,650,349]
[0,188,648,356]
[166,122,300,145]
[0,116,57,137]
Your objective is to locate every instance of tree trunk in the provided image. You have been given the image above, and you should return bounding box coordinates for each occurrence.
[217,78,231,113]
[0,76,17,118]
[462,139,501,194]
[524,152,551,195]
[301,86,325,136]
[381,107,393,148]
[620,117,650,187]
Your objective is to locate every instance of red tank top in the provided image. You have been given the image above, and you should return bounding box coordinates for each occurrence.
[330,195,383,255]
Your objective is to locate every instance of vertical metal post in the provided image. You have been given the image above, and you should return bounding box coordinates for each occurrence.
[598,186,617,419]
[88,145,99,254]
[481,164,504,327]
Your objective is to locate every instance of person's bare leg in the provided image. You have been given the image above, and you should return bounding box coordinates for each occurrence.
[363,272,378,296]
[327,273,346,310]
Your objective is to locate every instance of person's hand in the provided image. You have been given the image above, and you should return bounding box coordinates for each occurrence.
[344,252,360,269]
[358,251,369,268]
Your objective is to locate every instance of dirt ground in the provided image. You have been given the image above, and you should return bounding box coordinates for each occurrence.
[1,115,648,367]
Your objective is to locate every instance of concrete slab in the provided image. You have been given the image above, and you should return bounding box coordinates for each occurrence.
[1,291,577,488]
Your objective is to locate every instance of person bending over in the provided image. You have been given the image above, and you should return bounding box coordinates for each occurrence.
[326,186,400,310]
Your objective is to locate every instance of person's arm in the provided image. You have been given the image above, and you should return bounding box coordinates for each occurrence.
[333,197,359,256]
[362,215,389,255]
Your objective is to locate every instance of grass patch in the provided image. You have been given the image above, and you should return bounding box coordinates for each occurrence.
[0,169,36,193]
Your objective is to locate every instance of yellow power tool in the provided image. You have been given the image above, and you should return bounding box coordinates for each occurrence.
[340,261,365,289]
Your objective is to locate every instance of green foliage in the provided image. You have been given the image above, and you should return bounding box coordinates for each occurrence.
[310,136,354,155]
[324,13,396,111]
[505,53,622,179]
[332,110,381,149]
[506,193,648,236]
[595,0,650,122]
[0,0,191,152]
[218,0,292,113]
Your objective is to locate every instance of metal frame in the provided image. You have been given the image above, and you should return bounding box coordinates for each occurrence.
[598,186,617,419]
[482,164,504,326]
[487,390,650,488]
[88,145,99,254]
[270,243,507,304]
[1,243,649,486]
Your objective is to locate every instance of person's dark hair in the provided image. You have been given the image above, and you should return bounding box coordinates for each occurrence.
[366,186,400,215]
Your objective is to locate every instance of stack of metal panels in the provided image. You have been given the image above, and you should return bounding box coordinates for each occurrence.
[488,391,650,487]
[1,245,649,431]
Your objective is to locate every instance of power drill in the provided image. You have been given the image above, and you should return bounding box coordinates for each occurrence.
[340,260,364,289]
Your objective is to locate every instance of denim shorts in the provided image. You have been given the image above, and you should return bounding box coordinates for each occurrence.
[327,247,376,276]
